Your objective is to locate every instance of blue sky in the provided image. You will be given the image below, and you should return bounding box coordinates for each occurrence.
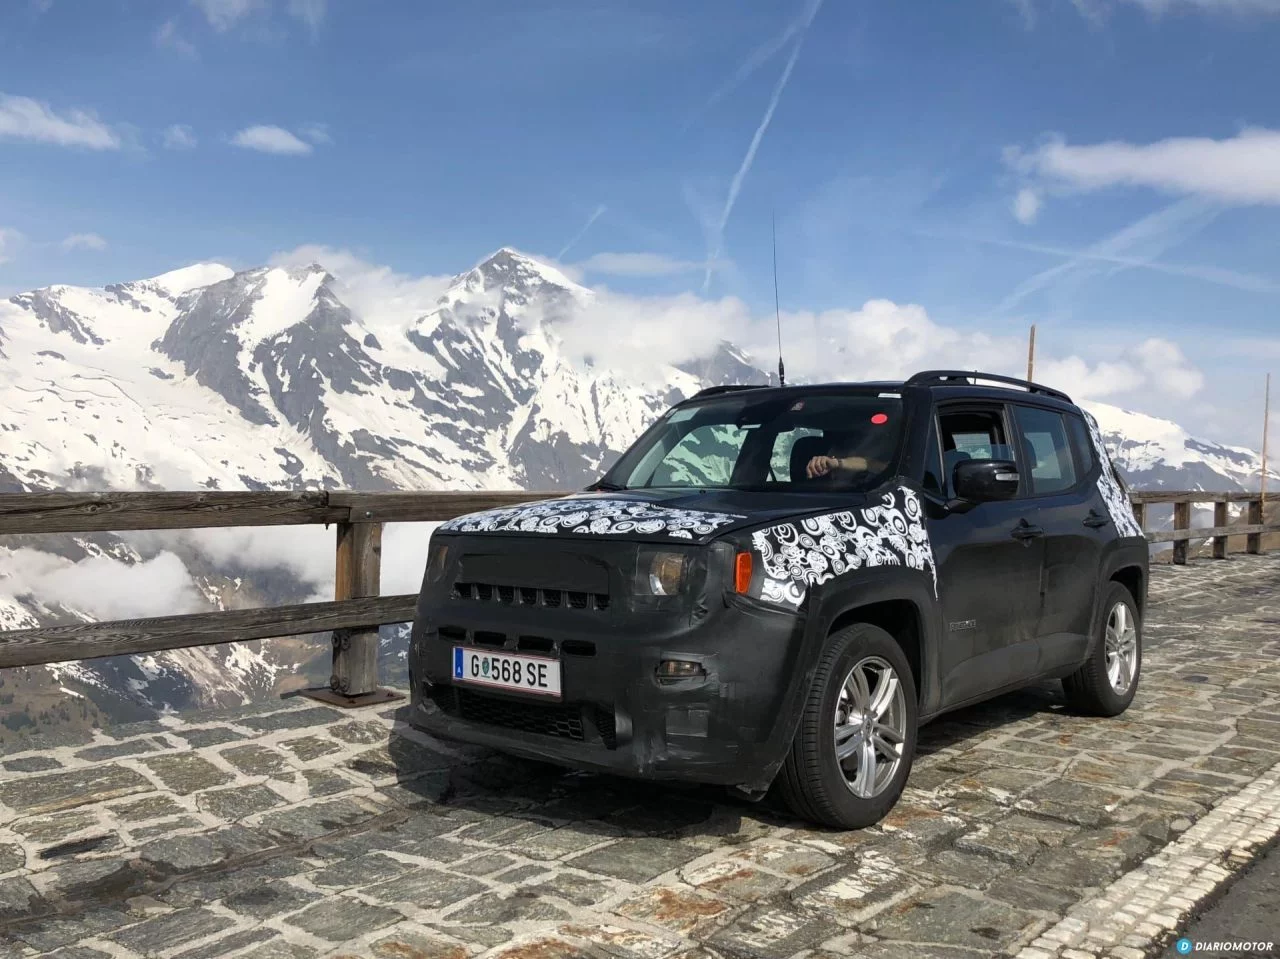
[1,0,1278,446]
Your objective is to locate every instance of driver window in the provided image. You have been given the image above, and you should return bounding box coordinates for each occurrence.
[937,409,1010,497]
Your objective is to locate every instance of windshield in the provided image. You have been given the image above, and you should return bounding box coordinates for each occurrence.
[603,391,904,492]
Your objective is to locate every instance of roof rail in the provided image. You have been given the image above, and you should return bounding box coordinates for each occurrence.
[905,370,1072,403]
[689,384,770,399]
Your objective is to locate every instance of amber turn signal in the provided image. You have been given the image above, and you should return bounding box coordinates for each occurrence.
[733,551,752,594]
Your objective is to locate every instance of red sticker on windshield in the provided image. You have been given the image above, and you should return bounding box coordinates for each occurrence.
[871,413,889,425]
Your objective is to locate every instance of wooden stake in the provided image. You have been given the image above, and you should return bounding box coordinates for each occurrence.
[1026,324,1037,382]
[1262,372,1271,508]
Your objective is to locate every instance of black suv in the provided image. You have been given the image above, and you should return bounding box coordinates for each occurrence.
[409,371,1148,828]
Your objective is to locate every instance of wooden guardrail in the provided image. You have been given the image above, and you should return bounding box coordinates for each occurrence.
[1128,490,1274,565]
[0,488,1274,703]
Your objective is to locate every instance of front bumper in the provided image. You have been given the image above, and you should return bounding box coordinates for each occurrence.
[407,539,805,791]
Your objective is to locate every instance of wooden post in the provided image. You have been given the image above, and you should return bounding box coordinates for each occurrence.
[1247,498,1264,556]
[1026,324,1037,383]
[1262,372,1271,509]
[1172,499,1191,565]
[302,520,403,707]
[1213,501,1229,559]
[1132,500,1147,535]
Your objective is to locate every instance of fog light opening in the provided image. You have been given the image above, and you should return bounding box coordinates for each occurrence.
[657,659,706,683]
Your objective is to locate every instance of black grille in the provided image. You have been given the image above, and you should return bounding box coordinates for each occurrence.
[428,686,616,749]
[453,582,609,611]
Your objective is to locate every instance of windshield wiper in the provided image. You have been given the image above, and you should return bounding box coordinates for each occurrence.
[585,480,626,492]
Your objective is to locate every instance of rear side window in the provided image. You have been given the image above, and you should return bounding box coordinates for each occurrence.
[1013,406,1078,494]
[1066,414,1094,476]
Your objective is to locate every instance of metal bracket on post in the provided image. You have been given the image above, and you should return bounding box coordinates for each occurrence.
[300,520,405,709]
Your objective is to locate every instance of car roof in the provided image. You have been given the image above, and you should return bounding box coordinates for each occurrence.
[685,370,1078,412]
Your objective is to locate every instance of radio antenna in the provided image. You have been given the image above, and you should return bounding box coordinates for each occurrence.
[772,211,786,387]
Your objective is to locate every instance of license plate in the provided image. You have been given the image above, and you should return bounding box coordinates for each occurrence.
[452,647,562,698]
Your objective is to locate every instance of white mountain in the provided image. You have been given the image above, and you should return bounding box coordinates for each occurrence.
[0,247,1268,733]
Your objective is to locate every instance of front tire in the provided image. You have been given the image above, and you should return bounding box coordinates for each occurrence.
[1063,581,1142,716]
[777,623,918,829]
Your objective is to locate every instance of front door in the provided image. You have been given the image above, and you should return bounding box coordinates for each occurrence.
[932,404,1046,707]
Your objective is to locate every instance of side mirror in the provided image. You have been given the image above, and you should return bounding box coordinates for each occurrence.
[953,459,1020,502]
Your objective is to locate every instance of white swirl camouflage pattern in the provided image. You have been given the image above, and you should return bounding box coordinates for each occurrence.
[751,486,938,609]
[439,498,747,539]
[1082,411,1145,539]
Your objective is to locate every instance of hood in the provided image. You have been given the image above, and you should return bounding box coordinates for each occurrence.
[437,488,871,545]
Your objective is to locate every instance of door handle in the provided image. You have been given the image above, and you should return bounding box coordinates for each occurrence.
[1010,519,1044,541]
[1083,510,1110,529]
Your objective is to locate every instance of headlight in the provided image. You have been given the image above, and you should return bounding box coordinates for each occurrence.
[424,539,451,583]
[637,549,689,596]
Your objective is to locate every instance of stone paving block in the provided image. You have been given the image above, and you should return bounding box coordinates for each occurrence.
[286,896,402,941]
[443,891,570,924]
[559,922,684,959]
[280,735,343,761]
[159,857,310,907]
[220,744,293,777]
[30,858,148,904]
[0,876,45,923]
[907,848,1013,889]
[455,853,519,876]
[522,871,616,906]
[865,888,1039,952]
[362,866,488,908]
[301,768,351,796]
[566,838,701,883]
[708,903,839,959]
[328,719,388,744]
[172,927,279,959]
[790,849,915,922]
[223,880,322,919]
[238,941,319,959]
[369,928,473,959]
[239,705,346,732]
[1,755,62,772]
[987,874,1079,913]
[312,852,416,888]
[8,811,100,844]
[141,754,233,795]
[139,825,274,873]
[129,816,204,840]
[107,906,236,955]
[74,738,166,762]
[0,844,23,874]
[1017,780,1126,827]
[173,726,245,748]
[38,947,113,959]
[0,765,151,815]
[197,783,284,820]
[679,858,789,903]
[955,813,1080,865]
[489,937,593,959]
[4,906,131,952]
[615,885,732,936]
[109,794,187,822]
[257,796,387,841]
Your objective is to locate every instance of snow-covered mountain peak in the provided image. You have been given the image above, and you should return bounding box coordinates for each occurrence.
[141,263,235,297]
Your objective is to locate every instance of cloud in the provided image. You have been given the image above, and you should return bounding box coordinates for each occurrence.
[61,233,107,252]
[576,252,719,277]
[556,205,607,260]
[688,6,808,123]
[191,0,263,31]
[0,228,23,265]
[297,122,331,145]
[1007,128,1280,205]
[162,124,198,150]
[269,244,453,332]
[0,548,206,620]
[231,124,313,155]
[703,0,825,290]
[1012,187,1042,224]
[155,18,198,57]
[0,93,120,150]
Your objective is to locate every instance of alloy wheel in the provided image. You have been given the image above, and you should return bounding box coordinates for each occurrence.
[1105,601,1139,694]
[833,655,908,799]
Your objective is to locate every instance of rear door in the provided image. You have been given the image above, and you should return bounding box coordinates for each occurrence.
[1011,404,1103,670]
[932,403,1046,706]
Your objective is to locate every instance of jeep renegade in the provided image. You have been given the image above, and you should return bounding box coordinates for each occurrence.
[409,370,1148,828]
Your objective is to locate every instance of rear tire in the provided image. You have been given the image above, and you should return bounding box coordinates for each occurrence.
[1063,581,1141,716]
[777,623,918,829]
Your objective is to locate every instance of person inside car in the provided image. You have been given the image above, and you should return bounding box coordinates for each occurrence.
[805,426,893,479]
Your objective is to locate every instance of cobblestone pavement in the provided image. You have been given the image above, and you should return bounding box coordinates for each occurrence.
[1,556,1278,959]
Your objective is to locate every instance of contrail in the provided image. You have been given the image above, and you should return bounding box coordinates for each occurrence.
[557,204,607,260]
[703,0,824,291]
[686,12,806,127]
